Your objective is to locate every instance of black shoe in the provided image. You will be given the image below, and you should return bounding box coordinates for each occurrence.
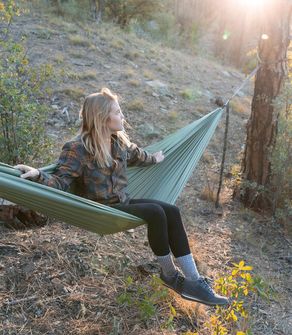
[160,270,186,295]
[160,272,229,306]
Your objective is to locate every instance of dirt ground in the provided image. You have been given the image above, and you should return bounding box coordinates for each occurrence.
[0,4,291,335]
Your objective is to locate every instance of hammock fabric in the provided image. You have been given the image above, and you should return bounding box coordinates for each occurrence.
[0,108,223,235]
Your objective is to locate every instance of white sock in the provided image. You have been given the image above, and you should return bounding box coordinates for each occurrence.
[157,253,177,277]
[175,253,200,280]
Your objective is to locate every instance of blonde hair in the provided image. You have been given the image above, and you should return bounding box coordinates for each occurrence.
[79,88,130,167]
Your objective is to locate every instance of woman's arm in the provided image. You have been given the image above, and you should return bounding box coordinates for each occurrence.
[15,141,83,192]
[127,142,164,167]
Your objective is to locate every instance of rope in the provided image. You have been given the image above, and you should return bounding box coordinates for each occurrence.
[223,65,260,108]
[215,102,229,208]
[215,64,261,207]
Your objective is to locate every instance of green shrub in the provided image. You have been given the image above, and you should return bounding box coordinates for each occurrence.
[117,274,170,323]
[105,0,163,28]
[0,1,53,165]
[210,261,270,334]
[180,87,201,101]
[46,0,91,21]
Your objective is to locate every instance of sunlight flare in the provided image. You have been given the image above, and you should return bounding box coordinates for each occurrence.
[236,0,264,8]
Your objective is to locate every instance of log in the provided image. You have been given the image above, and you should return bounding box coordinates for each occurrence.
[0,198,48,229]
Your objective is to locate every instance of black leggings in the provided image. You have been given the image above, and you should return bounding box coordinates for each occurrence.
[112,198,191,257]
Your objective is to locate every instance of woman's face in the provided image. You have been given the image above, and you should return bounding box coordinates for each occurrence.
[107,101,125,133]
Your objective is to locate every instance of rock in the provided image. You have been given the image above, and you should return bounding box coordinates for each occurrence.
[108,81,119,89]
[54,122,65,128]
[61,106,70,122]
[230,71,243,79]
[204,90,213,99]
[146,80,169,95]
[137,123,160,138]
[222,70,231,77]
[215,96,224,107]
[72,61,94,67]
[165,93,175,99]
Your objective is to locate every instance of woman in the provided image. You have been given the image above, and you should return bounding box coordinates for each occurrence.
[15,88,228,306]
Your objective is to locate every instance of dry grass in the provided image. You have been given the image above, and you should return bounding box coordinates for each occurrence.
[168,110,178,121]
[110,38,125,50]
[128,79,140,87]
[124,49,140,60]
[0,222,204,335]
[47,16,78,33]
[127,98,144,111]
[68,34,92,48]
[123,68,136,79]
[200,185,217,202]
[56,87,85,100]
[143,70,155,80]
[199,170,218,203]
[229,97,249,114]
[53,52,65,64]
[79,70,97,80]
[70,51,86,59]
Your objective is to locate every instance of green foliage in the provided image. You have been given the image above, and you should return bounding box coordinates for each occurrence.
[117,274,171,324]
[46,0,91,20]
[180,87,201,101]
[202,261,269,335]
[105,0,163,28]
[117,261,268,334]
[46,0,163,27]
[132,11,201,51]
[270,81,292,226]
[242,48,258,75]
[136,12,178,44]
[0,1,53,164]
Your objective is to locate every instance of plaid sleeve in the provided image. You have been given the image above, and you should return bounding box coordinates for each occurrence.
[126,142,156,167]
[37,141,83,191]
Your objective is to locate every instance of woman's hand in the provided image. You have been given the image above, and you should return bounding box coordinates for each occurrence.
[153,151,164,163]
[14,164,40,180]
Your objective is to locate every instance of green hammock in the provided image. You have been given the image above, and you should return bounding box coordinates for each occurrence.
[0,107,223,235]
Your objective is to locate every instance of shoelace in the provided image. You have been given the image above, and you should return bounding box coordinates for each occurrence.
[202,276,213,285]
[199,277,215,295]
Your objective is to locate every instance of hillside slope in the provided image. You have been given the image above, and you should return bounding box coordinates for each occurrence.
[0,4,291,335]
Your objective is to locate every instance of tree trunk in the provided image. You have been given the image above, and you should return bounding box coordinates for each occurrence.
[241,0,291,210]
[92,0,104,22]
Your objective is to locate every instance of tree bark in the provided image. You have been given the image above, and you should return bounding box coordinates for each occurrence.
[241,0,291,210]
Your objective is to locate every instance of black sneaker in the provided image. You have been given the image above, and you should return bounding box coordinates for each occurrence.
[160,270,186,295]
[160,272,229,306]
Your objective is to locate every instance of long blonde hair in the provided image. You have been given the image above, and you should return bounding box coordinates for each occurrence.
[79,88,130,167]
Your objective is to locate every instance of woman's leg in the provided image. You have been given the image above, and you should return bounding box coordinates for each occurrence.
[129,199,190,257]
[112,201,178,276]
[129,199,200,280]
[113,199,229,306]
[113,202,169,255]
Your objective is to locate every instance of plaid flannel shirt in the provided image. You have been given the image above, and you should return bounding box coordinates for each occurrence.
[37,135,156,205]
